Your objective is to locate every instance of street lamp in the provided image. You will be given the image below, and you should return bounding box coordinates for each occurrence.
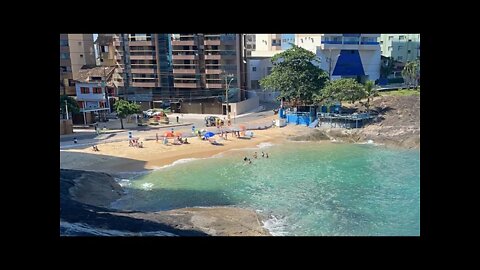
[225,74,235,125]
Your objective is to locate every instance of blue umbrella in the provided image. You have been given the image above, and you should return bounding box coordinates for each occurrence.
[204,132,215,138]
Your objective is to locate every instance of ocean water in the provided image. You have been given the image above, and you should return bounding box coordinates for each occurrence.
[111,142,420,236]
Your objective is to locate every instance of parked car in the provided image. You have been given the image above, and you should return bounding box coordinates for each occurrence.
[205,116,224,127]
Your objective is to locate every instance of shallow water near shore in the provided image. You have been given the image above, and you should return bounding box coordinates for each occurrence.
[111,141,420,236]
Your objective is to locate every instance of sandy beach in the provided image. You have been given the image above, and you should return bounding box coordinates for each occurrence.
[60,125,310,175]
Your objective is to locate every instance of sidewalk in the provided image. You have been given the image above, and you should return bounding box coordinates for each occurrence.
[168,105,266,120]
[60,122,194,139]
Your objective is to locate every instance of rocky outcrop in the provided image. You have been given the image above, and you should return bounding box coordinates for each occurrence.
[60,169,270,236]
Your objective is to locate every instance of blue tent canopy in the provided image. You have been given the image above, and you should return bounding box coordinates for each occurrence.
[204,132,215,138]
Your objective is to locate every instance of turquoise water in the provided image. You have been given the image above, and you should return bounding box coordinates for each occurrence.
[112,142,420,236]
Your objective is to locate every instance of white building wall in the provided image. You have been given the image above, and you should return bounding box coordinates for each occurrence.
[75,82,106,102]
[295,34,323,53]
[358,50,381,82]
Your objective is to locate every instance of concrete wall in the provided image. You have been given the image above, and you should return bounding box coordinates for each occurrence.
[180,101,223,114]
[60,119,73,135]
[229,96,259,115]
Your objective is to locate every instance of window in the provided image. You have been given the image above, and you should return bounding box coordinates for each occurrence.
[397,56,403,61]
[60,40,69,46]
[80,54,84,58]
[408,50,411,53]
[252,67,257,72]
[80,87,90,94]
[380,41,383,44]
[92,87,102,94]
[398,46,403,51]
[60,53,69,59]
[399,36,405,40]
[78,41,82,45]
[388,36,394,40]
[388,46,392,51]
[101,46,109,53]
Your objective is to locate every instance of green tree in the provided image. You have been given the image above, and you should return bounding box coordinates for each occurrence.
[316,78,365,105]
[260,44,328,106]
[60,95,80,118]
[360,80,378,112]
[402,60,420,89]
[114,99,141,129]
[380,57,395,79]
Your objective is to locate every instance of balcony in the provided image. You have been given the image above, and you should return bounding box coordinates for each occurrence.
[131,82,156,87]
[172,54,197,60]
[204,40,221,46]
[321,40,343,44]
[173,69,196,74]
[360,41,379,45]
[206,83,223,89]
[171,40,196,46]
[174,82,198,88]
[205,54,221,60]
[205,69,223,74]
[131,68,156,74]
[129,40,153,46]
[130,54,156,60]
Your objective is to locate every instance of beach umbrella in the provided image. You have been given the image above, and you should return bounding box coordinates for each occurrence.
[204,132,215,138]
[239,125,246,131]
[164,131,174,137]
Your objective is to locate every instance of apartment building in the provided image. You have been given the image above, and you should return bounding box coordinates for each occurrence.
[112,34,173,110]
[380,34,420,62]
[317,34,381,82]
[60,34,96,96]
[170,34,249,115]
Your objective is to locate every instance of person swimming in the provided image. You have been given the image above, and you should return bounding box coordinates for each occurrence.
[266,153,269,158]
[261,151,265,158]
[253,152,257,159]
[244,157,248,161]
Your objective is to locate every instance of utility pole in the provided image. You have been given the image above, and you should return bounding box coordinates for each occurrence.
[65,99,69,120]
[225,74,234,125]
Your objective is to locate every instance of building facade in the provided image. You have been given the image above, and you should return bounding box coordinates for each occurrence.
[316,34,381,82]
[60,34,96,96]
[170,34,248,114]
[379,34,420,62]
[74,66,116,124]
[112,34,173,110]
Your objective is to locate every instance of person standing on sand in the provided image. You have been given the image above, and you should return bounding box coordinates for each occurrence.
[156,133,159,143]
[74,137,77,144]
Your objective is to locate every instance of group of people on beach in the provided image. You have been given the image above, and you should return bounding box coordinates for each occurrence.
[244,151,269,164]
[129,139,143,148]
[92,145,99,151]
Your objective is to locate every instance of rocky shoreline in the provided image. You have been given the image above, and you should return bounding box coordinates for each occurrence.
[288,95,420,149]
[60,169,270,236]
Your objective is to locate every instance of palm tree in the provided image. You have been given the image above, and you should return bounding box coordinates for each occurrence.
[402,60,420,89]
[361,80,378,113]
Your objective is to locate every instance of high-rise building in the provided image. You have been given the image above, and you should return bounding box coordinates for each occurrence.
[60,34,96,95]
[170,34,248,114]
[379,34,420,63]
[112,34,173,110]
[317,34,381,82]
[95,34,116,66]
[251,34,283,57]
